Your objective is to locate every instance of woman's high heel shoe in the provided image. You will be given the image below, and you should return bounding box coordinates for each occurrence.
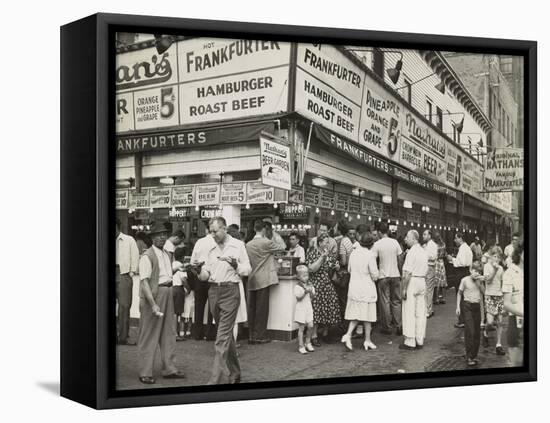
[341,334,353,351]
[364,341,377,350]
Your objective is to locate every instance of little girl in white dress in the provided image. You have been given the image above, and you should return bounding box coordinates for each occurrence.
[294,265,316,354]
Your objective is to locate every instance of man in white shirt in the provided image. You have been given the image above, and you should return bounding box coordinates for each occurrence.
[199,217,252,384]
[190,232,217,340]
[423,230,439,319]
[288,232,306,263]
[372,223,403,335]
[163,229,185,261]
[115,219,139,345]
[137,222,185,384]
[447,232,473,328]
[399,230,429,350]
[504,233,520,268]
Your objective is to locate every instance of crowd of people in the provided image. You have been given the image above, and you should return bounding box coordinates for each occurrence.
[115,216,524,386]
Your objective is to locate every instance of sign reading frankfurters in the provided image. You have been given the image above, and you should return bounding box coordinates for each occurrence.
[483,148,524,192]
[259,133,292,191]
[295,44,364,141]
[178,38,290,124]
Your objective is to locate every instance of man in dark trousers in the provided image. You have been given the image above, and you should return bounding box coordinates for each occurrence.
[245,220,285,344]
[115,218,139,345]
[190,231,217,341]
[199,217,251,384]
[137,222,185,384]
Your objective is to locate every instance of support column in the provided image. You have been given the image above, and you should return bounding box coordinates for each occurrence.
[222,205,241,227]
[391,177,399,220]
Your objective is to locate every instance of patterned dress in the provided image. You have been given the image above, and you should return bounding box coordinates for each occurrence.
[435,243,448,288]
[306,248,341,325]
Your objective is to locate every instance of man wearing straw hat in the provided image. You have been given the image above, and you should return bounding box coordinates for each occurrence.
[137,222,186,385]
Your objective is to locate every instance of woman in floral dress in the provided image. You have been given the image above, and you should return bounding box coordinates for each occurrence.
[433,231,448,304]
[306,232,341,346]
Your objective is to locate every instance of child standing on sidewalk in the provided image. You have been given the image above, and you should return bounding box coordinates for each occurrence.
[456,261,485,366]
[294,265,316,354]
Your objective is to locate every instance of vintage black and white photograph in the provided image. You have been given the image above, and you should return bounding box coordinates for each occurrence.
[114,32,525,390]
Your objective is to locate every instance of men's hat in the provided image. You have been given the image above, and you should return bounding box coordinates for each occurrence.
[148,221,169,236]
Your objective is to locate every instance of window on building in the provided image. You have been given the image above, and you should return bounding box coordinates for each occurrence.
[467,137,472,155]
[498,103,502,133]
[507,115,511,140]
[373,48,385,80]
[436,107,443,130]
[426,98,433,123]
[511,123,515,146]
[452,122,461,144]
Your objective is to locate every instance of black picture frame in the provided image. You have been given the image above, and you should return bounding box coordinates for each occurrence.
[60,13,537,409]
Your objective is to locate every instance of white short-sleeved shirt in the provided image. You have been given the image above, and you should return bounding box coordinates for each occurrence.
[138,246,173,284]
[484,263,504,296]
[402,243,428,278]
[423,240,438,265]
[502,263,523,306]
[372,236,403,278]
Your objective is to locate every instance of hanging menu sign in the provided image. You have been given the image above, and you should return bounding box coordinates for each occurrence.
[349,196,361,213]
[320,189,335,209]
[129,189,150,209]
[335,192,350,211]
[304,185,321,206]
[288,187,305,204]
[246,182,275,203]
[220,183,246,204]
[361,199,383,217]
[116,189,129,209]
[196,184,221,205]
[171,185,195,207]
[149,187,172,208]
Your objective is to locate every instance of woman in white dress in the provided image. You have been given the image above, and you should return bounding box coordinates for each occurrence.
[341,232,379,351]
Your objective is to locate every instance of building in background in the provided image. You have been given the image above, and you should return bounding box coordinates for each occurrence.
[444,53,523,234]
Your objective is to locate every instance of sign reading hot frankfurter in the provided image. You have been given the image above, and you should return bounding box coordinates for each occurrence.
[259,133,292,191]
[178,38,290,124]
[483,148,524,192]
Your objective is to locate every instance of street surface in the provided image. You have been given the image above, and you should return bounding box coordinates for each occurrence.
[116,293,514,390]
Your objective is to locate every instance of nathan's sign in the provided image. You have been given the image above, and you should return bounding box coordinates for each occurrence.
[116,46,177,92]
[484,148,524,192]
[259,134,291,191]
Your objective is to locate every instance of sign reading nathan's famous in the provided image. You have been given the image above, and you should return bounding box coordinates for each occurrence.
[484,148,524,192]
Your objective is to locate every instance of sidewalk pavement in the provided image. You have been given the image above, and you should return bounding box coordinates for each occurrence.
[116,294,514,390]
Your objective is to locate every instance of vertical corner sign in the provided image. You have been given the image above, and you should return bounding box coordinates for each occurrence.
[259,132,292,191]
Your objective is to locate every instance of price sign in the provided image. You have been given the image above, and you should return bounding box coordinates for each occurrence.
[220,183,246,204]
[129,189,150,209]
[149,187,172,208]
[171,185,195,207]
[196,184,221,206]
[320,189,335,209]
[116,189,129,209]
[335,192,350,211]
[304,185,320,206]
[349,196,361,214]
[246,182,275,203]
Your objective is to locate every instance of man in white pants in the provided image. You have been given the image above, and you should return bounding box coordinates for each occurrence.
[400,230,429,350]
